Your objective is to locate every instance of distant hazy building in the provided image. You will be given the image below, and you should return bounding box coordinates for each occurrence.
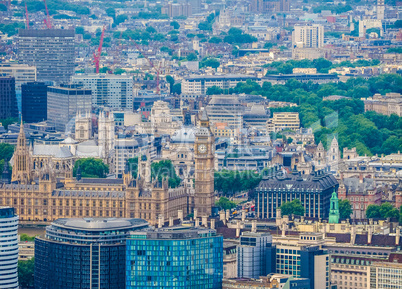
[0,76,18,119]
[237,232,276,279]
[21,82,47,123]
[162,2,192,17]
[292,24,324,49]
[0,207,19,289]
[206,95,244,131]
[35,217,148,289]
[188,0,202,14]
[0,64,37,112]
[71,74,134,110]
[182,75,258,96]
[47,84,92,132]
[18,29,75,84]
[363,92,402,117]
[377,0,385,20]
[126,227,223,289]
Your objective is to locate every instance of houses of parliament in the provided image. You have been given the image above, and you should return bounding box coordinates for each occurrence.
[0,112,215,225]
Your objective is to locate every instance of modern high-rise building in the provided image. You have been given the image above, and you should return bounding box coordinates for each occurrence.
[0,76,18,119]
[0,64,37,112]
[275,242,330,289]
[21,82,48,123]
[35,217,149,289]
[206,95,244,131]
[71,74,134,110]
[18,29,75,84]
[0,207,19,289]
[237,232,276,279]
[47,84,92,132]
[292,24,324,49]
[255,169,339,219]
[126,227,223,289]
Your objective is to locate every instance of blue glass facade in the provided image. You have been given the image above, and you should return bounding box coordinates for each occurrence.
[126,229,223,289]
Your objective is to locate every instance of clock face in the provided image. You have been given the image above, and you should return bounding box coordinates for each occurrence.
[198,144,207,154]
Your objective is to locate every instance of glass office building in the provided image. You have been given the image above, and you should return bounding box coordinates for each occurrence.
[126,227,223,289]
[35,217,148,289]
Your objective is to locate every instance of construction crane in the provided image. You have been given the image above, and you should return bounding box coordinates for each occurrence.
[130,38,161,95]
[43,0,51,29]
[25,3,29,29]
[93,26,106,74]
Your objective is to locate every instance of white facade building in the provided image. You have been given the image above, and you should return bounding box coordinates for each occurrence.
[0,207,19,289]
[292,24,324,49]
[71,74,134,110]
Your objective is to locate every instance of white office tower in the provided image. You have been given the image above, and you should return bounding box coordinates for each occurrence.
[0,207,19,289]
[71,74,134,110]
[292,24,324,49]
[98,111,115,159]
[377,0,385,20]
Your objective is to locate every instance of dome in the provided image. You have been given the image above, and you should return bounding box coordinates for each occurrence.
[171,127,196,144]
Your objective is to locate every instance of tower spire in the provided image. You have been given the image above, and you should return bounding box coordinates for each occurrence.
[11,118,31,184]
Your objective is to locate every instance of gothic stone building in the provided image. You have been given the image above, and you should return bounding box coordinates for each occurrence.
[0,113,215,225]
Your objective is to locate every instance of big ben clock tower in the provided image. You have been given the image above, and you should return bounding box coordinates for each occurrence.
[194,109,215,217]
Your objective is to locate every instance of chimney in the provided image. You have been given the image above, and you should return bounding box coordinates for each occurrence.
[322,223,327,239]
[368,226,373,244]
[359,173,363,183]
[178,210,183,222]
[397,227,400,246]
[241,210,246,222]
[350,225,356,245]
[276,208,282,226]
[158,214,164,228]
[193,209,198,221]
[202,216,208,227]
[226,209,230,221]
[169,217,174,227]
[369,218,373,225]
[236,220,241,238]
[282,223,286,237]
[210,218,215,230]
[251,220,257,233]
[219,210,226,224]
[195,218,199,227]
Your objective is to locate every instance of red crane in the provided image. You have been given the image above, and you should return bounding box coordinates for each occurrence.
[93,26,106,74]
[25,3,29,29]
[43,0,51,28]
[130,38,161,95]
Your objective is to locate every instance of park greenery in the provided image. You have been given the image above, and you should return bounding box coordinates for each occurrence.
[213,73,402,156]
[215,197,237,211]
[18,258,34,288]
[214,170,262,196]
[20,234,36,242]
[223,28,258,45]
[73,158,109,178]
[339,199,353,219]
[366,203,400,219]
[151,160,181,188]
[198,12,217,31]
[279,199,305,216]
[200,57,220,69]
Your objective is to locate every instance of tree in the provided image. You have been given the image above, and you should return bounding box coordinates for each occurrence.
[151,160,181,188]
[170,21,180,30]
[20,234,35,241]
[73,158,109,178]
[172,83,181,95]
[106,8,115,19]
[209,36,222,44]
[207,86,223,95]
[339,199,353,219]
[186,53,197,61]
[0,143,14,162]
[279,199,305,216]
[200,57,220,69]
[215,197,236,211]
[146,26,156,34]
[115,14,128,25]
[166,75,175,93]
[18,258,34,288]
[366,203,400,219]
[127,157,139,178]
[0,3,7,11]
[75,26,85,35]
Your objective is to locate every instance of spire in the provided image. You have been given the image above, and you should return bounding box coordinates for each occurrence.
[12,116,31,184]
[329,189,340,224]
